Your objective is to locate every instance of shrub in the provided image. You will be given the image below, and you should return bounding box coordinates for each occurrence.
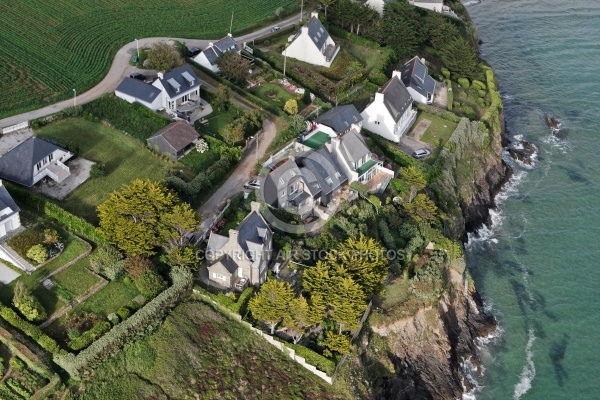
[134,270,165,299]
[472,79,486,90]
[26,244,48,264]
[68,321,112,351]
[457,78,470,89]
[116,307,131,321]
[0,305,61,354]
[9,357,25,372]
[478,89,486,98]
[90,163,107,178]
[441,68,451,79]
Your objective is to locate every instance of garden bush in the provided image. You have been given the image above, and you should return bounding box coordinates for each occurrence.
[457,78,470,89]
[68,321,111,351]
[363,131,418,168]
[26,244,48,264]
[472,79,486,90]
[116,307,131,321]
[134,270,166,299]
[90,163,107,178]
[441,68,451,79]
[0,305,61,354]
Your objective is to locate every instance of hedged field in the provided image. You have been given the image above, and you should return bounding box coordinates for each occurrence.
[0,0,295,118]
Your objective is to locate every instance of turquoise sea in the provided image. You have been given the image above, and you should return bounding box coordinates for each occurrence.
[465,1,600,399]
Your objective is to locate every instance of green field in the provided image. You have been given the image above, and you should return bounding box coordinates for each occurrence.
[36,118,173,223]
[0,0,296,119]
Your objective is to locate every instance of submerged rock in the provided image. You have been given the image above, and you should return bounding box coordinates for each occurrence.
[545,113,562,137]
[509,139,537,165]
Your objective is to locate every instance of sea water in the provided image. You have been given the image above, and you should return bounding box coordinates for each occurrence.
[464,1,600,398]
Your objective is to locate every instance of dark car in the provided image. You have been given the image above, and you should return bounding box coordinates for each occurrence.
[412,149,431,159]
[244,179,261,190]
[130,72,146,81]
[188,47,201,57]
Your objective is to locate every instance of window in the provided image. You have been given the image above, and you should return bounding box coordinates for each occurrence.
[212,273,227,281]
[290,170,296,177]
[279,177,285,186]
[375,121,380,125]
[325,177,333,186]
[335,172,341,179]
[49,153,53,161]
[289,181,300,195]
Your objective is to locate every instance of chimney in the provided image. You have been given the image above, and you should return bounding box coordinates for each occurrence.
[208,42,214,48]
[250,201,261,213]
[311,11,318,19]
[392,70,401,80]
[229,229,239,241]
[374,92,385,103]
[157,72,164,80]
[227,33,232,37]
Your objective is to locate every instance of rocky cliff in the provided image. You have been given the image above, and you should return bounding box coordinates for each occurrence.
[351,115,510,399]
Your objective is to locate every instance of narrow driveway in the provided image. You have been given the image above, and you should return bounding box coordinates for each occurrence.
[0,263,20,284]
[0,13,301,129]
[198,119,276,230]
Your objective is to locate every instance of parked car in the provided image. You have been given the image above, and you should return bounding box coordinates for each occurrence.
[412,149,431,159]
[130,72,146,81]
[188,47,201,57]
[270,26,281,33]
[244,179,261,190]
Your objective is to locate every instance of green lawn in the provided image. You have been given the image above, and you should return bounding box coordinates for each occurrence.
[416,111,458,146]
[36,118,173,224]
[195,109,239,140]
[76,279,140,318]
[51,258,103,300]
[0,0,297,119]
[250,83,307,111]
[179,147,222,173]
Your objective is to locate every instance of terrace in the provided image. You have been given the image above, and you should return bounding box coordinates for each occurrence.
[301,130,331,150]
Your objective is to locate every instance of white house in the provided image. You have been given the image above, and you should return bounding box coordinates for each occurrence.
[0,137,73,187]
[284,12,340,68]
[206,202,273,290]
[364,0,393,15]
[115,65,202,114]
[409,0,444,12]
[400,56,436,105]
[193,34,241,73]
[361,71,417,143]
[0,181,20,239]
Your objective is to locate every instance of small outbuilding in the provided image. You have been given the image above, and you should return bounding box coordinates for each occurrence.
[146,120,199,160]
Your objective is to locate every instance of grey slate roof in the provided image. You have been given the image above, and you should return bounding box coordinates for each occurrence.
[298,147,347,196]
[0,137,68,187]
[0,184,19,220]
[264,159,304,207]
[146,120,199,158]
[301,15,330,50]
[315,105,363,134]
[237,211,269,256]
[201,36,241,65]
[115,77,162,103]
[339,130,370,167]
[380,76,413,122]
[159,65,201,99]
[210,255,239,275]
[400,57,436,98]
[207,232,229,257]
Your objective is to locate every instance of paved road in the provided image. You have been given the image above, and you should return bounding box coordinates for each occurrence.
[0,13,302,129]
[198,119,276,231]
[0,262,20,284]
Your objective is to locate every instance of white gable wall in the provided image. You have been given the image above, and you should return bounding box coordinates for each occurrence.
[361,93,401,142]
[407,87,429,105]
[411,0,444,12]
[285,27,331,67]
[193,52,219,73]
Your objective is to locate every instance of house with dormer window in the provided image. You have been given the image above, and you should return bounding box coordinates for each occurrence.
[284,12,340,68]
[361,71,417,142]
[0,137,73,187]
[399,56,436,105]
[115,65,202,114]
[193,34,241,73]
[206,202,273,290]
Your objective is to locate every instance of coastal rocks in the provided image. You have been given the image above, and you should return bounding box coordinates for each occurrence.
[431,117,512,241]
[545,113,562,137]
[508,138,537,166]
[367,269,496,400]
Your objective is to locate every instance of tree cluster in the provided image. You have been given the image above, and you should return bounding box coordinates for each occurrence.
[221,109,264,144]
[146,41,184,72]
[216,52,251,84]
[12,282,47,323]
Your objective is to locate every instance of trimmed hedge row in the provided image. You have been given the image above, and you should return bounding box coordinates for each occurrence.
[286,343,336,376]
[53,267,192,378]
[68,321,111,351]
[195,286,254,315]
[6,184,107,244]
[480,66,502,134]
[0,305,62,355]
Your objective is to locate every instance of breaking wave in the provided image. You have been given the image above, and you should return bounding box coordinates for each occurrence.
[513,328,537,399]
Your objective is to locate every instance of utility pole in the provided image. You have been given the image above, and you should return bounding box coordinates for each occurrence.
[300,0,304,21]
[72,87,77,107]
[283,45,288,78]
[230,11,234,34]
[134,38,139,58]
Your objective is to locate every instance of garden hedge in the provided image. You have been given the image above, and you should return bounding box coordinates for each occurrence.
[286,343,336,376]
[0,305,62,355]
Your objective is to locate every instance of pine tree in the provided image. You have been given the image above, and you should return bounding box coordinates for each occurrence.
[249,279,295,334]
[328,234,388,297]
[323,331,351,357]
[403,193,438,223]
[283,296,311,344]
[441,37,480,79]
[329,276,366,334]
[382,1,423,60]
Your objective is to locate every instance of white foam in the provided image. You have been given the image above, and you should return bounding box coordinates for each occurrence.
[513,329,536,400]
[461,357,482,400]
